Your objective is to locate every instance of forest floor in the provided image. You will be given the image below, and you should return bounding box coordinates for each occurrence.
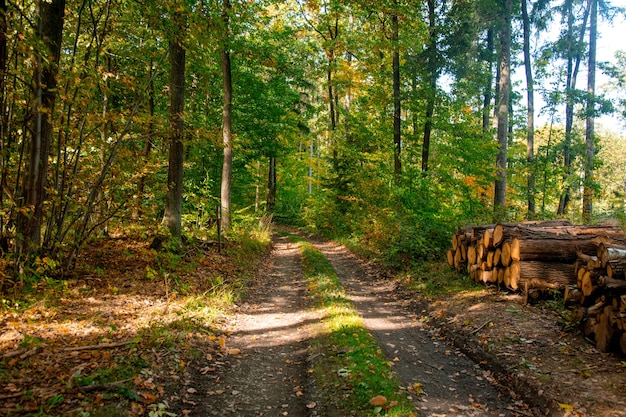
[0,228,625,416]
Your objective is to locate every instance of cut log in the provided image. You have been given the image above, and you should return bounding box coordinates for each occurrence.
[586,300,606,318]
[486,251,495,269]
[492,223,504,247]
[467,245,477,265]
[476,244,485,261]
[497,267,504,285]
[469,264,480,281]
[446,249,455,267]
[479,269,493,284]
[503,266,511,288]
[507,261,521,290]
[577,253,600,268]
[595,305,616,353]
[508,260,575,292]
[583,316,597,338]
[460,243,467,262]
[606,260,626,279]
[620,332,626,355]
[598,242,626,268]
[494,247,502,267]
[454,249,462,271]
[483,228,494,249]
[564,285,583,305]
[501,241,512,266]
[511,238,520,262]
[580,269,602,297]
[599,276,626,291]
[510,236,600,263]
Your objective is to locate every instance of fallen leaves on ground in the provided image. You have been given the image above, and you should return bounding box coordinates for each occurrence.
[0,234,257,416]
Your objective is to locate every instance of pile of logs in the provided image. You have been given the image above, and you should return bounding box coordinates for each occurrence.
[446,220,626,355]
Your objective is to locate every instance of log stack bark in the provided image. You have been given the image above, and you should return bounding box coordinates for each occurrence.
[446,220,626,355]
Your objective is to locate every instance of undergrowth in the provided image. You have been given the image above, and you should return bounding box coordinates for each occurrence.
[0,221,272,417]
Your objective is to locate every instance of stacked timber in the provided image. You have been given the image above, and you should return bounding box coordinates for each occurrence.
[447,219,578,292]
[572,241,626,353]
[447,220,626,355]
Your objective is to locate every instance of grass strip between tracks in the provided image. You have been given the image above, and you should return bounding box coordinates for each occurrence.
[284,232,417,417]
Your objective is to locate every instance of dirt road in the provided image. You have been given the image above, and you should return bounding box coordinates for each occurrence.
[174,232,540,416]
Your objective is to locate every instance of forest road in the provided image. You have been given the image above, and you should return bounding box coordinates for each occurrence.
[177,232,532,417]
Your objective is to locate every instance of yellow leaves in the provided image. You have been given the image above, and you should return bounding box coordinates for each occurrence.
[408,382,423,395]
[218,335,227,350]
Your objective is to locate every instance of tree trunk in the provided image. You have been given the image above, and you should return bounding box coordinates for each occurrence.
[482,28,494,133]
[162,15,186,242]
[18,0,66,256]
[422,0,437,172]
[521,0,535,218]
[267,156,276,212]
[0,0,6,217]
[220,0,233,233]
[392,9,401,182]
[558,0,590,215]
[583,0,597,222]
[493,0,511,217]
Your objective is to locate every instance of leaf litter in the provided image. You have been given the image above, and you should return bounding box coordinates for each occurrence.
[0,234,256,416]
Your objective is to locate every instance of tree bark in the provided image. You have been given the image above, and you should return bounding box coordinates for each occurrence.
[267,156,276,212]
[162,14,186,242]
[558,0,590,215]
[482,28,494,133]
[493,0,511,217]
[18,0,66,255]
[521,0,536,218]
[583,0,597,222]
[392,8,401,181]
[422,0,437,173]
[220,0,233,233]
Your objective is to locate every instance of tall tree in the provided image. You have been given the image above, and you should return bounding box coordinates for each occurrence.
[482,28,495,133]
[392,4,401,181]
[582,0,597,222]
[17,0,66,255]
[162,4,187,241]
[557,0,590,215]
[220,0,233,232]
[521,0,536,217]
[493,0,512,217]
[421,0,437,172]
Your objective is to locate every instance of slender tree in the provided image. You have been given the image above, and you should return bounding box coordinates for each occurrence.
[17,0,66,256]
[557,0,590,215]
[493,0,512,218]
[522,0,536,217]
[162,4,187,242]
[267,156,276,211]
[583,0,597,222]
[482,28,495,133]
[392,4,401,181]
[220,0,233,232]
[421,0,437,172]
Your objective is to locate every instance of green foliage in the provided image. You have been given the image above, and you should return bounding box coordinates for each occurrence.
[402,261,483,298]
